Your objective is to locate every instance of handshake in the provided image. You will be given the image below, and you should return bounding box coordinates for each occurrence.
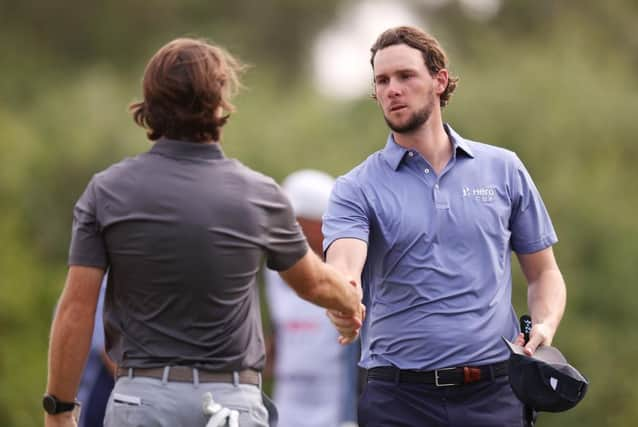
[327,279,366,345]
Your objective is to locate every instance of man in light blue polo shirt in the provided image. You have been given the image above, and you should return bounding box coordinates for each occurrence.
[323,26,567,427]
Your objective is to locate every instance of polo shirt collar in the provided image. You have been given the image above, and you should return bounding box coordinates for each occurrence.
[150,137,225,160]
[382,123,474,170]
[445,124,474,159]
[381,134,408,170]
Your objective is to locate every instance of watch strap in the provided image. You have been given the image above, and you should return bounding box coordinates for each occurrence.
[55,400,77,413]
[43,394,78,414]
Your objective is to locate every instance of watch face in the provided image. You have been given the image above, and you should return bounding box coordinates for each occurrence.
[42,395,57,414]
[42,394,77,414]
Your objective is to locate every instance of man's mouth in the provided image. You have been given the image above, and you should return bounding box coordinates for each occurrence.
[389,104,407,112]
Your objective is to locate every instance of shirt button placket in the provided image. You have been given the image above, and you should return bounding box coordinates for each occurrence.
[433,182,442,206]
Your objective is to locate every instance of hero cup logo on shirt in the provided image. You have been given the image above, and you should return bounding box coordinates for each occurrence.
[463,185,496,203]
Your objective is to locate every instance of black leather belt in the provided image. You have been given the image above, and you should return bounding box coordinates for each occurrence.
[367,361,509,387]
[116,366,260,385]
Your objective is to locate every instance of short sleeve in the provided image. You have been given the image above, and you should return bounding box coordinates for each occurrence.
[509,155,558,254]
[261,181,308,271]
[68,177,109,268]
[322,175,370,254]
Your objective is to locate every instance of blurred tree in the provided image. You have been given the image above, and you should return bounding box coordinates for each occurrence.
[0,0,341,71]
[1,1,637,426]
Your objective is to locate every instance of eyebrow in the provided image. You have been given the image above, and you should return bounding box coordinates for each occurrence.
[374,67,418,79]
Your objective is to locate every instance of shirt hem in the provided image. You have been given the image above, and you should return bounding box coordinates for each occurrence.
[68,258,108,269]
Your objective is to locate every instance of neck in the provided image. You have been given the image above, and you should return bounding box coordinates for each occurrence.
[393,113,452,175]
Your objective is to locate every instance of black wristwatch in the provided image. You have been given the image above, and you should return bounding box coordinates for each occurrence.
[42,394,78,414]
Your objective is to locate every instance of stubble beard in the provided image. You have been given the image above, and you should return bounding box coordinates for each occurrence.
[384,104,433,134]
[383,88,437,134]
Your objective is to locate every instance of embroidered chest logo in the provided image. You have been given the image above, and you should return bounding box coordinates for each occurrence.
[462,185,497,203]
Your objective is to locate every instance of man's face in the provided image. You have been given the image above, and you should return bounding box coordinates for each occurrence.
[373,44,443,134]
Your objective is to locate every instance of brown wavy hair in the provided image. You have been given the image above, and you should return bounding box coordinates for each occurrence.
[370,26,458,108]
[130,38,246,142]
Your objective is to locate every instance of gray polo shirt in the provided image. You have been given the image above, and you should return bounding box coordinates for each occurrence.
[69,138,308,371]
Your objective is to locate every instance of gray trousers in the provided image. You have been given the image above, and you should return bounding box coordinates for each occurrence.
[104,370,273,427]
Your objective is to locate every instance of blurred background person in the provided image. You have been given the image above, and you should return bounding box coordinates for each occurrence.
[265,169,360,427]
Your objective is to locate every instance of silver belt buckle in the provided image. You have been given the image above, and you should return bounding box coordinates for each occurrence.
[434,367,457,387]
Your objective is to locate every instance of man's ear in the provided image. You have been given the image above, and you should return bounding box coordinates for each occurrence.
[434,69,449,96]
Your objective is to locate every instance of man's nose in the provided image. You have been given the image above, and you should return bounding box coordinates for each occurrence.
[387,80,401,97]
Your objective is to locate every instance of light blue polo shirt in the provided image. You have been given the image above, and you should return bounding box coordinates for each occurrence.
[323,124,557,370]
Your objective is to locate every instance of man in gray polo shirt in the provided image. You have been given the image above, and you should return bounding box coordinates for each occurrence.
[44,38,363,427]
[323,26,567,426]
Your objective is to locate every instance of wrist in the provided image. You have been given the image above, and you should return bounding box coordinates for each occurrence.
[43,394,80,416]
[46,411,74,419]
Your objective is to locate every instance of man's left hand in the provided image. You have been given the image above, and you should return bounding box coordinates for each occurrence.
[514,322,554,356]
[45,412,77,427]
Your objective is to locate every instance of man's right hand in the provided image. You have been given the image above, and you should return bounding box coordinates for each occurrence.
[327,302,365,345]
[323,238,368,344]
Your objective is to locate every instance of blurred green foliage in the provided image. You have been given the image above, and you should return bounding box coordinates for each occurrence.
[0,0,636,426]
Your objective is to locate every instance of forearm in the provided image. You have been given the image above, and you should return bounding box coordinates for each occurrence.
[297,256,360,315]
[325,238,367,287]
[47,266,104,403]
[322,238,368,344]
[47,301,96,401]
[280,251,361,316]
[527,267,566,342]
